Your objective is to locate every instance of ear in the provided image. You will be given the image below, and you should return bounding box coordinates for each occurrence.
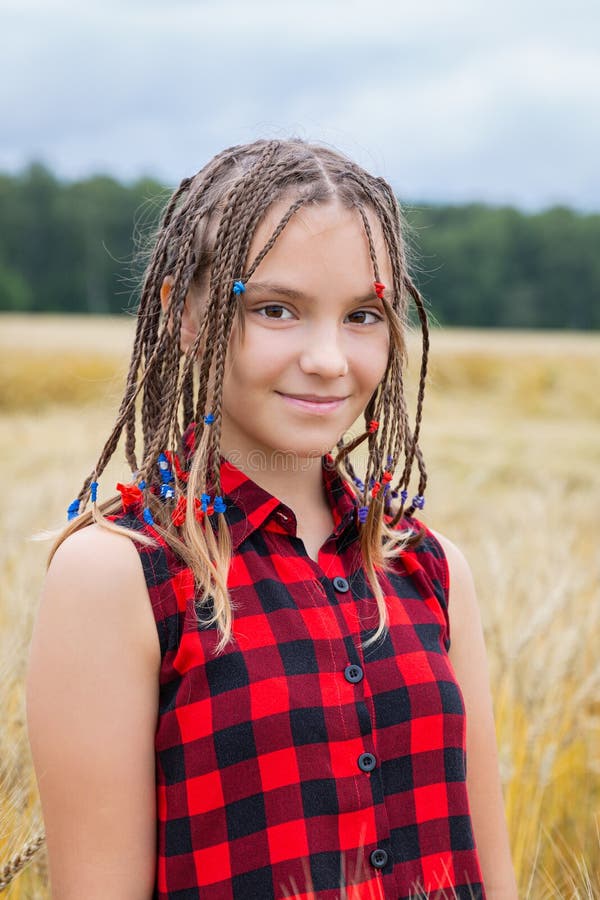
[160,276,199,354]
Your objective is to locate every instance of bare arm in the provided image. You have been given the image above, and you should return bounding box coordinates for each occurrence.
[25,524,161,900]
[432,530,518,899]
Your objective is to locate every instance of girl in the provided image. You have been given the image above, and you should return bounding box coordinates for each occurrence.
[19,138,517,899]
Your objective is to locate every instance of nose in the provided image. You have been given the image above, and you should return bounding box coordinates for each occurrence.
[298,323,349,378]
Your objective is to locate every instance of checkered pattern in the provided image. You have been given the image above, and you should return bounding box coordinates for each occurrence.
[106,424,485,899]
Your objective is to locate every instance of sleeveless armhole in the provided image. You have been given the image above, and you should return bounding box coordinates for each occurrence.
[395,514,452,652]
[104,503,189,661]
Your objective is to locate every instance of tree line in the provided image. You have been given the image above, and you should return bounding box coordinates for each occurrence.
[1,162,598,329]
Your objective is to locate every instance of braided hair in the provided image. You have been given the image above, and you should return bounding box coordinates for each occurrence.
[2,137,433,889]
[51,138,431,651]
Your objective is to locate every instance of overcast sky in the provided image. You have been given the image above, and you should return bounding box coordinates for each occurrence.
[2,0,599,211]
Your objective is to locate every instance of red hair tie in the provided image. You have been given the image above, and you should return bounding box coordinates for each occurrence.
[171,495,187,527]
[116,482,143,511]
[163,449,189,483]
[171,495,207,527]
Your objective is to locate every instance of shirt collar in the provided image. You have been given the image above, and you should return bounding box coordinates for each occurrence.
[180,422,359,551]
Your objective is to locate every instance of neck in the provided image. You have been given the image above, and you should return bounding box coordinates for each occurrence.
[220,442,332,522]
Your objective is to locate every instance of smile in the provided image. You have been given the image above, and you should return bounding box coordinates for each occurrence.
[276,392,348,415]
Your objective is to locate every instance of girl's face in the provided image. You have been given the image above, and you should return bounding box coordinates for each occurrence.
[219,197,392,465]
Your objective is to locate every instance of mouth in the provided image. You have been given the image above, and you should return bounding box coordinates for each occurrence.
[275,392,348,415]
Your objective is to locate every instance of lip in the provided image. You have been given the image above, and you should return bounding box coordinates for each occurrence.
[276,391,348,414]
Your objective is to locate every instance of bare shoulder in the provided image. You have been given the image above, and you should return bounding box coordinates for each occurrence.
[40,522,161,670]
[50,520,144,572]
[427,526,476,597]
[426,526,482,667]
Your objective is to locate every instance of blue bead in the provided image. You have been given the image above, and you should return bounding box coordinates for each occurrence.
[358,506,369,523]
[232,280,245,294]
[67,499,80,520]
[400,490,408,503]
[213,496,226,514]
[143,507,155,526]
[204,413,215,425]
[138,479,146,490]
[90,481,98,502]
[412,494,425,509]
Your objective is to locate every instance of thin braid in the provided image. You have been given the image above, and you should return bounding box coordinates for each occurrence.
[201,170,334,492]
[353,204,388,498]
[182,364,195,429]
[393,275,430,520]
[370,175,420,483]
[333,185,409,510]
[347,171,430,520]
[138,205,211,473]
[370,174,416,457]
[244,195,311,280]
[353,200,411,507]
[185,144,287,483]
[207,164,313,485]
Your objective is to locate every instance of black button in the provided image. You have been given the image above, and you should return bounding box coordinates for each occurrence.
[332,576,349,593]
[370,848,388,869]
[357,752,377,772]
[344,664,364,684]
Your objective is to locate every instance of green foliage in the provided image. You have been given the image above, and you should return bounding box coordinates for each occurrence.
[0,163,165,316]
[0,164,598,328]
[405,202,600,329]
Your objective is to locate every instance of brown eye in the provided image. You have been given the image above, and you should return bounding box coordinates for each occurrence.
[256,305,293,320]
[347,310,383,325]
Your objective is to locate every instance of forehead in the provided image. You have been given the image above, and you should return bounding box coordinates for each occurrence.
[246,197,392,287]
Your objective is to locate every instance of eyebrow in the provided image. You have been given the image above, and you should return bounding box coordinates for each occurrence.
[243,280,385,306]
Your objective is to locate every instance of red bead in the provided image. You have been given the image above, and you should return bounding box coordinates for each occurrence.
[382,471,392,483]
[164,449,189,483]
[171,495,187,526]
[193,499,205,523]
[371,482,381,496]
[116,482,143,511]
[368,420,379,433]
[373,281,386,299]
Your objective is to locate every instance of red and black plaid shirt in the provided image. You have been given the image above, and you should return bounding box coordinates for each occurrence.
[107,425,485,899]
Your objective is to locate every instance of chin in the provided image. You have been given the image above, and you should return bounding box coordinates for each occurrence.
[268,440,334,463]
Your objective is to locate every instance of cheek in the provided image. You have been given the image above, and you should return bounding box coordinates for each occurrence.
[222,329,281,402]
[358,331,390,387]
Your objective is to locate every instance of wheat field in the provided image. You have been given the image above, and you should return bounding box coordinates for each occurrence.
[1,314,599,898]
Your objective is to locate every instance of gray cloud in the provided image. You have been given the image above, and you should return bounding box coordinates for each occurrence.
[2,0,599,210]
